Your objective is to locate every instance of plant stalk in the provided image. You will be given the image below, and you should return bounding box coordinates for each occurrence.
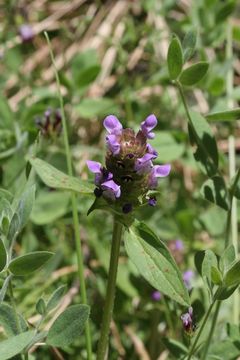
[186,300,216,360]
[97,219,123,360]
[201,301,220,360]
[44,32,92,359]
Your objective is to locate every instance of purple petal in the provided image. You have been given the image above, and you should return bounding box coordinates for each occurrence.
[19,24,34,43]
[153,164,171,177]
[86,160,102,174]
[103,115,123,135]
[141,114,157,139]
[147,143,158,158]
[148,197,157,206]
[175,239,184,251]
[101,180,121,199]
[135,153,155,174]
[151,291,161,301]
[106,134,121,155]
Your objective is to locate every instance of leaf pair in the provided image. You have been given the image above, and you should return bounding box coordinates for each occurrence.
[167,33,209,86]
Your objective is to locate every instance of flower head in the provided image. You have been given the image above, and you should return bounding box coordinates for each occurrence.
[151,290,161,301]
[181,307,194,334]
[19,24,34,43]
[86,115,171,214]
[183,270,194,290]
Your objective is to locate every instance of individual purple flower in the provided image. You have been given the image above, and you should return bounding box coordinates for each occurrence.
[175,239,184,251]
[104,115,123,135]
[152,290,162,301]
[19,24,34,43]
[146,143,158,158]
[148,164,171,189]
[101,180,121,200]
[134,153,155,174]
[148,197,157,206]
[86,161,113,186]
[141,114,157,139]
[183,270,194,290]
[106,134,121,155]
[181,307,193,333]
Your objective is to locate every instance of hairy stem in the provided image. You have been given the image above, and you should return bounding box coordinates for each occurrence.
[97,220,123,360]
[44,32,92,360]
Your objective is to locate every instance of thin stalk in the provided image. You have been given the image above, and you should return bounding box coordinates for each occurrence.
[201,301,220,360]
[186,300,216,360]
[44,32,92,359]
[8,278,21,334]
[162,296,174,337]
[97,220,123,360]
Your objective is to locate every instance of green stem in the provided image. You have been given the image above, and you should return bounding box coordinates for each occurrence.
[97,219,123,360]
[186,300,216,360]
[44,32,92,360]
[8,278,21,334]
[201,301,220,360]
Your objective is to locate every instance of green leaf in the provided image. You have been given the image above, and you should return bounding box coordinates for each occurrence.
[194,250,205,276]
[9,251,54,276]
[46,304,90,347]
[0,330,35,360]
[167,36,183,80]
[15,185,36,231]
[202,249,218,281]
[46,285,66,313]
[31,191,70,225]
[215,1,236,24]
[224,260,240,287]
[0,237,7,272]
[221,245,236,273]
[200,176,229,211]
[150,132,185,162]
[179,62,209,86]
[206,108,240,122]
[182,30,197,62]
[125,220,190,306]
[36,298,46,315]
[76,65,101,88]
[229,168,240,200]
[29,157,94,195]
[214,285,238,300]
[0,303,27,336]
[210,339,240,359]
[188,111,219,177]
[162,338,188,358]
[211,266,222,285]
[7,213,20,243]
[74,98,118,119]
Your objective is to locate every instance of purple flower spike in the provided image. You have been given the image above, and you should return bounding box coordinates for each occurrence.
[152,290,161,301]
[101,180,121,200]
[181,307,193,333]
[104,115,123,135]
[135,153,155,174]
[141,114,158,139]
[106,134,121,155]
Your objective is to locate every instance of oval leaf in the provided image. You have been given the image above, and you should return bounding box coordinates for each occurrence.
[167,36,183,80]
[46,304,90,347]
[0,237,7,272]
[0,303,27,336]
[224,260,240,287]
[200,176,229,211]
[9,251,54,276]
[206,108,240,122]
[125,220,190,306]
[46,285,66,313]
[188,111,219,177]
[29,157,94,195]
[0,330,35,360]
[179,62,209,86]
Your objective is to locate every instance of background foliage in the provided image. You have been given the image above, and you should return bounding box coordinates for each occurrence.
[0,0,240,359]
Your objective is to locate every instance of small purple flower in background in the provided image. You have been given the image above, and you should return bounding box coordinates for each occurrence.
[175,239,184,251]
[35,108,62,137]
[86,114,171,213]
[19,24,34,43]
[168,239,184,264]
[181,307,194,334]
[151,290,162,301]
[183,270,194,290]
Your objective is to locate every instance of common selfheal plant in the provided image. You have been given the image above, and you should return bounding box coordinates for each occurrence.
[87,114,171,219]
